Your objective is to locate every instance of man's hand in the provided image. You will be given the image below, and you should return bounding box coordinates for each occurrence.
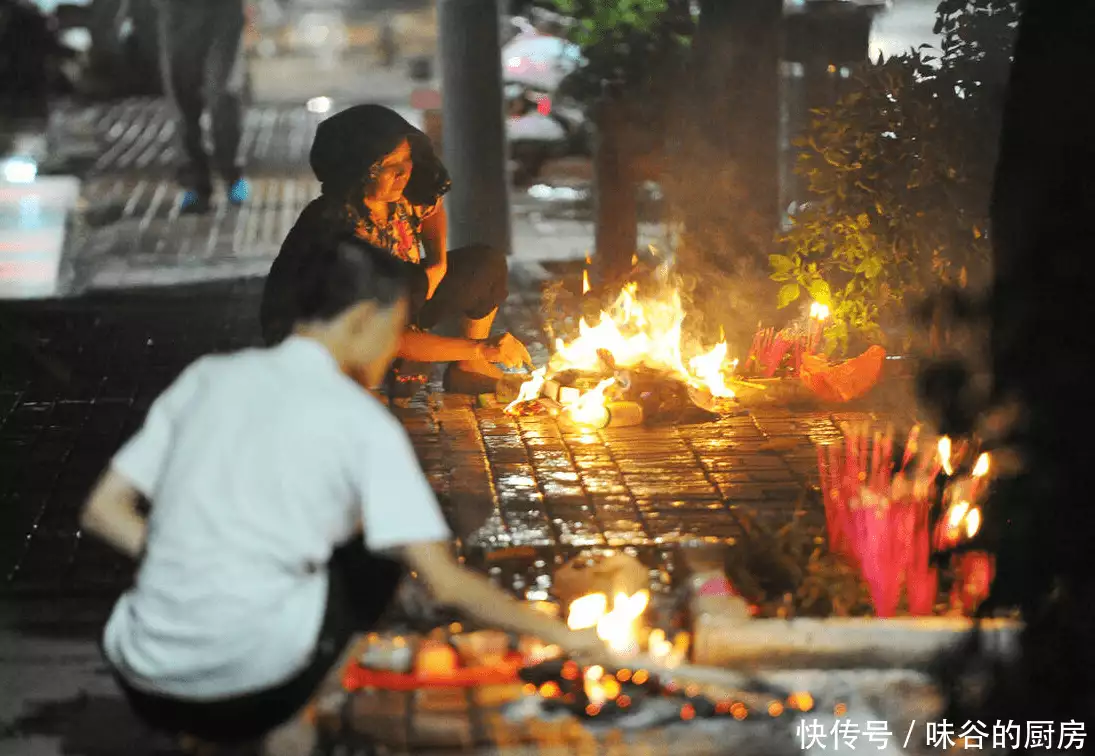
[425,262,447,300]
[557,627,614,667]
[483,333,533,369]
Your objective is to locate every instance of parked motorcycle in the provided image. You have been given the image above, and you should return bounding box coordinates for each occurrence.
[501,29,590,184]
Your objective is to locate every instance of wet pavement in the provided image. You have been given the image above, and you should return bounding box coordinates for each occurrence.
[0,276,879,602]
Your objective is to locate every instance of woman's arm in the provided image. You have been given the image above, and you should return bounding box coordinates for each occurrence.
[79,469,148,560]
[419,201,448,269]
[399,329,483,363]
[400,330,533,368]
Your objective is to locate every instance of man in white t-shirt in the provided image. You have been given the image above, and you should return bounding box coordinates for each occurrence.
[79,238,610,753]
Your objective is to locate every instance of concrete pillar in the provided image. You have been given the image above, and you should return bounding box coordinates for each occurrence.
[437,0,513,255]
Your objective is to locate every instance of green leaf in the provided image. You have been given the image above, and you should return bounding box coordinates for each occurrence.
[860,257,883,279]
[769,254,795,275]
[807,279,832,306]
[777,283,802,309]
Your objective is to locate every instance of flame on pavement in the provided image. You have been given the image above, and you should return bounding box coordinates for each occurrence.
[506,282,737,425]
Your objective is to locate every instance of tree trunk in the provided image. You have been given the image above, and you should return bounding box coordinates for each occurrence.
[437,0,513,256]
[945,0,1095,726]
[724,0,783,234]
[592,90,639,286]
[677,0,782,270]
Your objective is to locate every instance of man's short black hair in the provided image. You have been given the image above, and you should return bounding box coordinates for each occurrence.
[294,238,413,324]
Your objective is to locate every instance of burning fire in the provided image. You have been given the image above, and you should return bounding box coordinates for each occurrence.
[506,282,738,425]
[568,378,617,427]
[567,590,650,656]
[565,589,692,707]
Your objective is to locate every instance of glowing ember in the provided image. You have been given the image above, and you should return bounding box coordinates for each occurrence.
[506,282,738,425]
[938,436,954,476]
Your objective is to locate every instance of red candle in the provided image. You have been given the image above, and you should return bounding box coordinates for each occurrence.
[953,551,995,613]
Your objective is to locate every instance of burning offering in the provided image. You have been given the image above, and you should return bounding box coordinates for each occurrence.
[505,280,740,427]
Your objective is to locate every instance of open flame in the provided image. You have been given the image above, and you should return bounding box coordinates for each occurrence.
[507,282,738,425]
[567,590,652,707]
[567,589,650,655]
[505,367,547,413]
[567,378,616,427]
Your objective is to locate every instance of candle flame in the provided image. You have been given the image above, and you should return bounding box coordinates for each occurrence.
[947,500,971,530]
[972,452,990,478]
[965,507,981,539]
[938,436,954,476]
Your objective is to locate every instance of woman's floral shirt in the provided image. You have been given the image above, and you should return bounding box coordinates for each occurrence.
[353,196,442,264]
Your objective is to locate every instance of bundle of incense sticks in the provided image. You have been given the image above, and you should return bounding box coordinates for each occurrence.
[747,327,798,377]
[817,423,943,617]
[749,325,825,378]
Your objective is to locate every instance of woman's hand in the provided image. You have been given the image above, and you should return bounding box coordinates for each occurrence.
[483,333,533,369]
[425,261,447,300]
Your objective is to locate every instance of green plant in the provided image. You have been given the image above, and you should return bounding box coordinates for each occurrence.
[773,1,1018,354]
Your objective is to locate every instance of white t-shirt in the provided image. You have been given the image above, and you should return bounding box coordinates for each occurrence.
[102,336,451,700]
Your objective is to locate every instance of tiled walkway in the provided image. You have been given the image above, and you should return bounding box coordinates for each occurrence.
[0,277,879,601]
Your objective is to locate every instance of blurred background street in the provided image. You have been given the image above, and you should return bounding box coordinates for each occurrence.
[1,0,941,300]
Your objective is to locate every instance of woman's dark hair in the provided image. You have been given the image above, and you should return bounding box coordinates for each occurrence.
[294,238,414,324]
[309,104,452,229]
